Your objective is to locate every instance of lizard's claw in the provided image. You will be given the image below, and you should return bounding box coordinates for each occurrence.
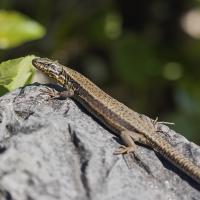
[113,145,135,155]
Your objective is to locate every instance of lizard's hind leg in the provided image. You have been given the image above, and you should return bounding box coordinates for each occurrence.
[113,130,149,155]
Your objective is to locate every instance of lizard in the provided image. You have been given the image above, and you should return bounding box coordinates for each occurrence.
[32,57,200,184]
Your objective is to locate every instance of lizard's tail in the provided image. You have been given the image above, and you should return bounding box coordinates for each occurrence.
[146,132,200,184]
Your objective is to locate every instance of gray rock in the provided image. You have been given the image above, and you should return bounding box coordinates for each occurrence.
[0,84,199,200]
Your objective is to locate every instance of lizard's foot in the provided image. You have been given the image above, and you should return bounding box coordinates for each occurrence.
[39,87,60,99]
[153,116,175,126]
[39,87,74,100]
[40,88,57,98]
[113,145,135,155]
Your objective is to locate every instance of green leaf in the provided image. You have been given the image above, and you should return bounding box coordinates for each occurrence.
[0,55,36,96]
[0,10,46,49]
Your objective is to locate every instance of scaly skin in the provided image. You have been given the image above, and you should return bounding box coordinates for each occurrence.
[32,57,200,184]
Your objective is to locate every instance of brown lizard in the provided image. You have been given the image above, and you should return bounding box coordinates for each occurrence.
[32,57,200,184]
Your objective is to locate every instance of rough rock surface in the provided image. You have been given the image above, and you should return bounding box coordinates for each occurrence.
[0,84,199,200]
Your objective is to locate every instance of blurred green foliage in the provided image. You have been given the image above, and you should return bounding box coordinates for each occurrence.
[0,10,45,49]
[0,0,200,144]
[112,34,161,86]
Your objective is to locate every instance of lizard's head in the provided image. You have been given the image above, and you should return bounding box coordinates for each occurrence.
[32,57,68,86]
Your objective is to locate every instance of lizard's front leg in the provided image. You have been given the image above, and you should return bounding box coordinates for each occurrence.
[114,130,149,155]
[40,87,74,99]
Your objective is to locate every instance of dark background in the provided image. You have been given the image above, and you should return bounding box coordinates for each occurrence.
[1,0,200,144]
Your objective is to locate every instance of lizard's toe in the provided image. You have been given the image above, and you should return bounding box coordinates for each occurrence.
[113,145,135,155]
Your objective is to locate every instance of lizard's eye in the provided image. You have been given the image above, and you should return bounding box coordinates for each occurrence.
[45,63,49,68]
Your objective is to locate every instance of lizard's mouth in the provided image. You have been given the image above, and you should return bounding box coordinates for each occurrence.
[32,58,42,69]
